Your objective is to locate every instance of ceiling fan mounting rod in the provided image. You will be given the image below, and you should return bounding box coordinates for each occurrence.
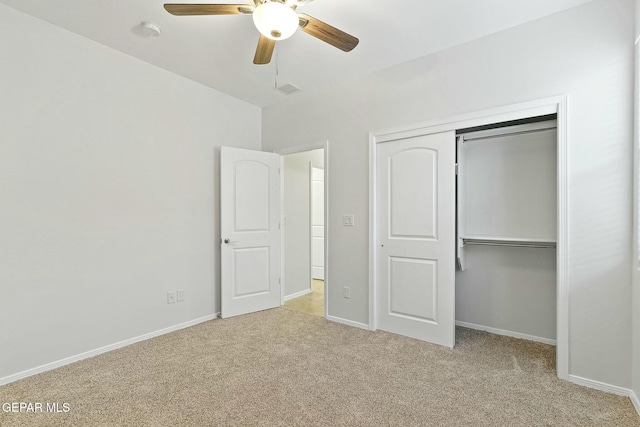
[255,0,288,5]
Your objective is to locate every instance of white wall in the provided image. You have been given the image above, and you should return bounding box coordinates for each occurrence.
[456,246,557,341]
[263,0,634,387]
[0,4,261,380]
[283,149,324,298]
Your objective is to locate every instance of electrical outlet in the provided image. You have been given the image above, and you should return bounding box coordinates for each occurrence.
[167,291,177,304]
[177,289,184,302]
[343,287,351,299]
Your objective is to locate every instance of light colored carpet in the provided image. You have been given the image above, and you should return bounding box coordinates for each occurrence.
[1,308,638,426]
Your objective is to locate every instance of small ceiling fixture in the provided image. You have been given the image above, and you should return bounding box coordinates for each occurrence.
[140,21,162,37]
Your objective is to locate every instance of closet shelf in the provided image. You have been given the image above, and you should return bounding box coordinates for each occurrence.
[461,236,556,249]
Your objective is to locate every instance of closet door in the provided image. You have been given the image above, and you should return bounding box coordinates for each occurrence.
[376,131,455,348]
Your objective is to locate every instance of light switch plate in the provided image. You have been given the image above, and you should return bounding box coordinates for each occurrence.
[343,215,355,226]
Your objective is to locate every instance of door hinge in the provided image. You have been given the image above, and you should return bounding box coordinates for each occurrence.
[278,222,281,230]
[455,163,459,175]
[279,277,281,284]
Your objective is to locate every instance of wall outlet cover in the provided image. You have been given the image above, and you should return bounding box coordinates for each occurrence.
[167,291,177,304]
[177,289,184,302]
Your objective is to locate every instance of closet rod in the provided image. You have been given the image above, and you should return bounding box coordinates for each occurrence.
[464,241,556,249]
[462,238,556,249]
[464,242,556,249]
[461,126,556,143]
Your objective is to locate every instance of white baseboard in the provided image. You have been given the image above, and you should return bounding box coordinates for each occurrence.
[284,289,312,301]
[629,389,640,416]
[0,313,219,387]
[568,375,631,397]
[455,320,556,346]
[326,315,369,330]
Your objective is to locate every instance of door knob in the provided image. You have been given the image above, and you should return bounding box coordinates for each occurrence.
[224,239,238,244]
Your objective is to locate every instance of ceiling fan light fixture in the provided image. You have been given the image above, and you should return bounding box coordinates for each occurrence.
[252,1,298,41]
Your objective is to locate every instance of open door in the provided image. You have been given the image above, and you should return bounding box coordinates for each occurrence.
[221,147,281,318]
[376,131,456,347]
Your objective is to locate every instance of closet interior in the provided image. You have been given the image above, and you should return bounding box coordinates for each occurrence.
[455,114,558,346]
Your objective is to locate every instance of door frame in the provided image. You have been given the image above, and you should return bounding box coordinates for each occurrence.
[275,141,329,319]
[369,95,569,380]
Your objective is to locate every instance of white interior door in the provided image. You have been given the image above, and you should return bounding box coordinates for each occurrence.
[221,147,281,318]
[376,131,455,347]
[311,165,324,280]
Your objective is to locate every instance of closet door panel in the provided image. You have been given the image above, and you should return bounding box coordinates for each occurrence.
[389,149,437,240]
[376,131,455,348]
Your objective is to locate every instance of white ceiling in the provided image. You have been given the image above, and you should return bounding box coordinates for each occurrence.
[1,0,595,107]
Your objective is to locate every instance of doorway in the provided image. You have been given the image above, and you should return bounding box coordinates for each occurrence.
[280,147,327,317]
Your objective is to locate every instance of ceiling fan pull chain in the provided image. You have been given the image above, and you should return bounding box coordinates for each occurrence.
[274,46,279,89]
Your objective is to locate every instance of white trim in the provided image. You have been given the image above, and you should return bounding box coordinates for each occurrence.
[630,390,640,416]
[455,321,557,346]
[309,161,315,288]
[368,132,377,331]
[369,95,569,380]
[323,142,330,319]
[326,315,370,330]
[0,313,219,387]
[555,95,570,380]
[279,154,286,306]
[372,96,562,143]
[284,289,312,301]
[633,36,640,421]
[274,141,326,156]
[568,375,632,397]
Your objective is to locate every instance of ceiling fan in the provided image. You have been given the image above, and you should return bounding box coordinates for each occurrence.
[164,0,359,65]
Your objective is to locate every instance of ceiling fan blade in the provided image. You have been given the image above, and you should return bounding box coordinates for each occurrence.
[164,4,254,16]
[297,13,359,52]
[253,35,276,65]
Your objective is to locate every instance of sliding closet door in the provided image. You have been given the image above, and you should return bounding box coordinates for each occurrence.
[376,131,456,348]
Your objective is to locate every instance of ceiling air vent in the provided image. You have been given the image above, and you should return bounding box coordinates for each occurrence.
[275,83,301,95]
